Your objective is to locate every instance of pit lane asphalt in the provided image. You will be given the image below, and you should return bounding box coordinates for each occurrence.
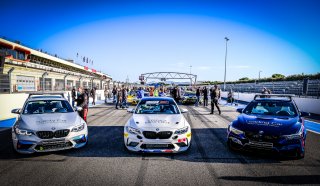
[0,104,320,186]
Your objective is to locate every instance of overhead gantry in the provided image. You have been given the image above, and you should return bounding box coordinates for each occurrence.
[140,72,197,86]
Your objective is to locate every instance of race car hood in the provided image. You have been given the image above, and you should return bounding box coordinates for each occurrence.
[183,95,196,99]
[18,112,82,131]
[130,114,186,130]
[233,114,301,135]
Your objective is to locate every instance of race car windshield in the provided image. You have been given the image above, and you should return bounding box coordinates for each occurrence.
[23,100,74,114]
[184,92,196,97]
[135,100,180,114]
[129,90,137,96]
[243,101,298,117]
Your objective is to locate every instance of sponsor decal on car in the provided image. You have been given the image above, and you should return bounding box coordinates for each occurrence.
[36,119,67,124]
[145,120,170,124]
[246,120,282,127]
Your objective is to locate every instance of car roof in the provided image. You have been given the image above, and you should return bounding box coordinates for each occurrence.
[254,94,295,101]
[27,96,66,101]
[141,97,173,101]
[252,98,292,102]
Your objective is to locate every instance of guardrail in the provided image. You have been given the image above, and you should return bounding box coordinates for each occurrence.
[221,91,320,115]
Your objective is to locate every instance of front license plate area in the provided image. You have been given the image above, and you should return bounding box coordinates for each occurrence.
[146,144,169,148]
[248,141,273,149]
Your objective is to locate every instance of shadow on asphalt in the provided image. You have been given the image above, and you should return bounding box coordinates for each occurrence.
[1,126,317,165]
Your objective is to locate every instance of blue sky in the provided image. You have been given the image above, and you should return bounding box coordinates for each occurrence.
[1,0,319,82]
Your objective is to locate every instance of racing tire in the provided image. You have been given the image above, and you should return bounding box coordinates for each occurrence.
[123,143,131,153]
[227,139,242,152]
[83,138,89,147]
[181,145,191,154]
[12,144,19,155]
[296,148,305,159]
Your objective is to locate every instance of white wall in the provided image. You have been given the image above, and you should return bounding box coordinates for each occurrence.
[221,92,320,114]
[0,93,29,120]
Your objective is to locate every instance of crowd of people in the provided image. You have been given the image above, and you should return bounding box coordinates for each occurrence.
[104,84,224,114]
[71,83,273,121]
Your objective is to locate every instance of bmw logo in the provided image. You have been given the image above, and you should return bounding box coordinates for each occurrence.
[259,130,264,135]
[51,127,56,130]
[156,128,159,131]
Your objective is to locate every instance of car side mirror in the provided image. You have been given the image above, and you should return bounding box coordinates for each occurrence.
[300,112,310,117]
[181,108,188,113]
[74,106,83,111]
[236,108,243,113]
[11,108,21,114]
[127,108,135,113]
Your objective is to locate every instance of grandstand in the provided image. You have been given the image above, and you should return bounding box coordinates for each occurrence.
[0,37,115,93]
[224,79,320,98]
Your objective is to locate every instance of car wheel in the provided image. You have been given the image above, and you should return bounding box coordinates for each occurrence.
[84,138,88,147]
[296,148,305,159]
[227,139,242,151]
[123,143,131,153]
[12,143,19,154]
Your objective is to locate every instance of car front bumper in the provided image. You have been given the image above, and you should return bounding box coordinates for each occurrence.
[227,130,305,156]
[124,131,192,153]
[12,129,88,154]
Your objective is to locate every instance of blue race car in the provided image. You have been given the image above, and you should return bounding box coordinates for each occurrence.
[227,94,309,159]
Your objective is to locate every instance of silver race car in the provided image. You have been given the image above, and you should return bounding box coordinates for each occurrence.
[11,94,88,154]
[124,97,192,153]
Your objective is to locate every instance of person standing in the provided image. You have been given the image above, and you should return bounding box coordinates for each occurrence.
[75,87,88,122]
[210,85,221,115]
[227,90,234,105]
[261,87,269,98]
[71,86,76,107]
[104,88,109,103]
[90,87,96,105]
[154,88,159,97]
[122,86,128,108]
[261,87,269,94]
[203,86,208,107]
[149,87,154,97]
[112,86,117,103]
[116,87,123,109]
[172,86,179,103]
[195,87,200,107]
[177,86,182,101]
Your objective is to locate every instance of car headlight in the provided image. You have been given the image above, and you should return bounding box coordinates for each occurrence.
[15,127,34,136]
[126,126,141,135]
[72,123,85,132]
[229,125,244,135]
[174,126,188,135]
[282,126,304,140]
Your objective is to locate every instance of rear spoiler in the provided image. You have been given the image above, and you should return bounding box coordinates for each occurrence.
[254,94,295,101]
[28,92,65,98]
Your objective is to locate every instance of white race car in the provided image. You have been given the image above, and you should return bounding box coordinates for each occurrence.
[124,97,192,153]
[11,93,88,154]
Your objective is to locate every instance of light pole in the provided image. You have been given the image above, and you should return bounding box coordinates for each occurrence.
[258,70,262,84]
[126,75,129,88]
[223,37,229,91]
[189,65,192,87]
